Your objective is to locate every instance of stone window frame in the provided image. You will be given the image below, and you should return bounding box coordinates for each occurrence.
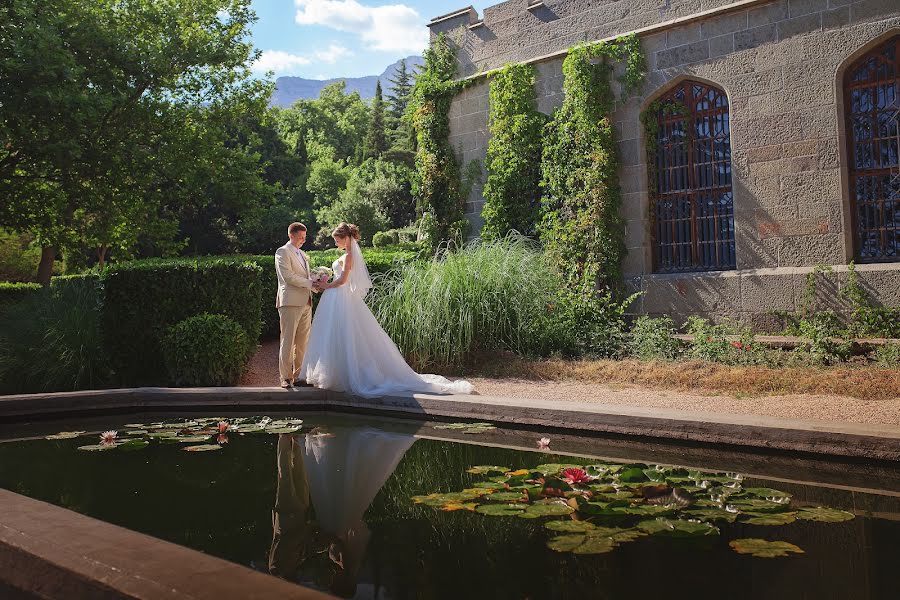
[643,78,738,274]
[838,31,900,264]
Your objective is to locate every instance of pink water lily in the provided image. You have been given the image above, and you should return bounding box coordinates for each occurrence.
[561,468,592,485]
[536,437,551,450]
[217,433,229,445]
[99,430,117,446]
[217,421,229,434]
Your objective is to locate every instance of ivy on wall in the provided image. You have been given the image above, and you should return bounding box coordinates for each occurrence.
[481,63,546,240]
[410,33,471,247]
[539,33,647,295]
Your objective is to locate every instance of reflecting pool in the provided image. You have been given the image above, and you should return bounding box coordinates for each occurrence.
[0,412,898,599]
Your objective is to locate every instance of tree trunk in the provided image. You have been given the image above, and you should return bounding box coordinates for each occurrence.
[97,244,108,270]
[37,245,55,286]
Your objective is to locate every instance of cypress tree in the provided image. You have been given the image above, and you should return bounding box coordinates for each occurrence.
[363,80,387,159]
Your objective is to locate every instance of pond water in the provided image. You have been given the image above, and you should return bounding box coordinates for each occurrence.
[0,412,898,600]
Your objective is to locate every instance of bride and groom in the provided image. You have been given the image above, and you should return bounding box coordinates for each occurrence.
[274,221,473,398]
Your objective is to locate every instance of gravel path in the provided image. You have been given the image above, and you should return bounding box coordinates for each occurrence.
[242,341,900,426]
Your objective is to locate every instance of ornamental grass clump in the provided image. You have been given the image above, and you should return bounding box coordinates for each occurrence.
[370,235,555,369]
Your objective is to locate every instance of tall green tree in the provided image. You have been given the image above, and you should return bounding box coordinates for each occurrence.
[0,0,270,283]
[387,59,416,153]
[363,81,388,160]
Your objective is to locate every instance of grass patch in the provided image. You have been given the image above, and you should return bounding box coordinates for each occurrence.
[451,354,900,401]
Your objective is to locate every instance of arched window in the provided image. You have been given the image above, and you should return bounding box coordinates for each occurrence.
[844,35,900,262]
[648,81,735,273]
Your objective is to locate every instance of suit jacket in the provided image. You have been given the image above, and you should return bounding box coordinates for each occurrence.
[275,242,313,308]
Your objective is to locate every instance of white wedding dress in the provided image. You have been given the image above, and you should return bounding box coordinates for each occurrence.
[299,241,474,398]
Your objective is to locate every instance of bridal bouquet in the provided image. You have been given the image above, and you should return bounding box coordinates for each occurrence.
[311,266,333,285]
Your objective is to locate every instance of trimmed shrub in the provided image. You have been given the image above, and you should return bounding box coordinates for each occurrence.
[102,258,263,386]
[629,316,682,361]
[373,230,398,248]
[0,282,42,307]
[162,313,251,386]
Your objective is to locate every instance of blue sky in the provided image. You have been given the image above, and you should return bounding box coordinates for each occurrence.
[249,1,492,79]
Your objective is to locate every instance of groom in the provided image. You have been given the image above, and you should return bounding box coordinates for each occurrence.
[275,222,319,389]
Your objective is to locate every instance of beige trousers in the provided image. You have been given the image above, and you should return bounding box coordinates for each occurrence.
[278,304,312,382]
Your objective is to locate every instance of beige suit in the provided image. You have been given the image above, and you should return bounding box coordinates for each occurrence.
[275,242,313,382]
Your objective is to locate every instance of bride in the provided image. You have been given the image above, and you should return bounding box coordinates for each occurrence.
[299,222,474,398]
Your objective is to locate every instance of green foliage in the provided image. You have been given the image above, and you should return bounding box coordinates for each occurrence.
[796,318,852,366]
[102,258,263,386]
[629,316,682,361]
[481,64,545,240]
[362,81,388,159]
[842,262,900,338]
[410,34,469,247]
[0,0,271,281]
[306,157,351,208]
[0,281,42,307]
[874,343,900,367]
[540,34,646,295]
[0,229,57,282]
[685,317,764,365]
[343,158,416,229]
[0,280,109,394]
[162,314,252,386]
[373,231,399,248]
[315,191,390,247]
[371,236,557,369]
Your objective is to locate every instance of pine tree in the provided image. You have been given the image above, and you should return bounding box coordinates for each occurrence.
[363,80,387,159]
[387,59,414,120]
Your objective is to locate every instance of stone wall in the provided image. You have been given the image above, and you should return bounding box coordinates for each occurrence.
[429,0,900,327]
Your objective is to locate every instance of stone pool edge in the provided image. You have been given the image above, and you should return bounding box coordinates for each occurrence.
[2,386,899,461]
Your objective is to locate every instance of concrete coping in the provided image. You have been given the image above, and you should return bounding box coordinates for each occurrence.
[429,6,477,26]
[2,386,900,461]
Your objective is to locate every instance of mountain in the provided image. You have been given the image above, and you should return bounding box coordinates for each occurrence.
[270,55,424,107]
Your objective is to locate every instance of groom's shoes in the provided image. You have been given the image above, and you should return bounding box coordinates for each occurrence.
[280,379,293,389]
[292,379,312,387]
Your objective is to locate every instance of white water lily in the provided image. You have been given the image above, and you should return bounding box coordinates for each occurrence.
[99,430,118,445]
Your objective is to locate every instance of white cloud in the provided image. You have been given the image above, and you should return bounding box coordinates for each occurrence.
[294,0,428,54]
[315,44,353,64]
[252,50,312,74]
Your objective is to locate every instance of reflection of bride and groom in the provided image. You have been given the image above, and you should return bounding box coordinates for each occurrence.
[268,427,414,597]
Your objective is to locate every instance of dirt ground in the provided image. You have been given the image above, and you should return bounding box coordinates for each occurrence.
[242,340,900,426]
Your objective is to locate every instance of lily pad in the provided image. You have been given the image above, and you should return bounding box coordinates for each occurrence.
[466,465,509,475]
[476,504,525,516]
[730,538,804,558]
[727,499,790,513]
[796,507,855,522]
[534,464,583,476]
[638,519,719,538]
[683,509,738,523]
[77,443,116,451]
[571,536,617,554]
[617,467,649,483]
[520,502,574,518]
[544,520,598,533]
[615,504,678,517]
[462,426,496,434]
[742,512,798,525]
[177,435,212,443]
[489,492,528,502]
[266,427,301,434]
[183,444,222,452]
[46,431,86,440]
[124,429,149,436]
[546,534,586,552]
[440,503,478,512]
[123,423,147,428]
[743,487,792,500]
[118,439,150,451]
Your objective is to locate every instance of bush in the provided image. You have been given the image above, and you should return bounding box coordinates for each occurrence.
[162,313,251,386]
[0,281,42,307]
[0,280,109,394]
[874,343,900,368]
[102,258,263,386]
[373,230,398,248]
[685,317,766,366]
[796,318,852,365]
[629,316,681,361]
[315,189,390,247]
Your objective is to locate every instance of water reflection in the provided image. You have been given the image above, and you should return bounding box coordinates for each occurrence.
[269,427,415,597]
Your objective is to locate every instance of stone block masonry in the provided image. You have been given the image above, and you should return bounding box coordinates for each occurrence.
[429,0,900,325]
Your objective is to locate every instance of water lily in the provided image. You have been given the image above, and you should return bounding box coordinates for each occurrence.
[99,430,117,446]
[561,468,592,485]
[537,437,551,450]
[217,434,229,445]
[217,421,229,434]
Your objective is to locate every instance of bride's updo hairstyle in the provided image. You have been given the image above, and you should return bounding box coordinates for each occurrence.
[332,222,361,241]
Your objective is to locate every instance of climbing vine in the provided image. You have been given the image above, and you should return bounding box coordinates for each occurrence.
[410,33,471,247]
[539,33,647,295]
[481,63,546,240]
[640,99,690,195]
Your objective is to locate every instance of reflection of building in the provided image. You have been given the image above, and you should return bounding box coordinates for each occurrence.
[430,1,900,325]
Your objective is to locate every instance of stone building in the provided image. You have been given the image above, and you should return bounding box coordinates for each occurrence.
[428,0,900,327]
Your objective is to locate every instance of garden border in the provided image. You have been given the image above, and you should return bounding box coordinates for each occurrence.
[1,387,899,462]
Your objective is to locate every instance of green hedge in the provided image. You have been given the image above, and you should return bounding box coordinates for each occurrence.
[0,282,42,306]
[249,247,421,339]
[103,258,263,386]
